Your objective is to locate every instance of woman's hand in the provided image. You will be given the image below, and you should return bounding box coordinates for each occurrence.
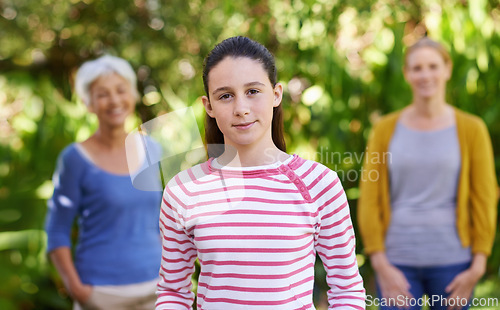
[377,264,413,308]
[371,252,413,309]
[444,269,481,310]
[445,254,486,310]
[70,282,93,304]
[49,247,93,305]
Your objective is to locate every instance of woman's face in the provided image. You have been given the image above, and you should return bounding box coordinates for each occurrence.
[88,73,136,128]
[202,56,282,151]
[404,47,451,101]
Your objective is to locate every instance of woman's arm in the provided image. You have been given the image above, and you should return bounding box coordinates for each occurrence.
[445,253,486,310]
[468,119,498,254]
[357,121,390,255]
[49,247,92,303]
[442,118,498,310]
[370,251,412,305]
[45,147,88,302]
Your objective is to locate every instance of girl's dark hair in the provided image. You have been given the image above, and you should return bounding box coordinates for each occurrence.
[202,36,286,158]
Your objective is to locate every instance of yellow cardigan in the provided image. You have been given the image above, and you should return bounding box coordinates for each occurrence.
[358,108,498,256]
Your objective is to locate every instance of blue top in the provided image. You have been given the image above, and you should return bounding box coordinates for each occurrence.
[45,142,163,285]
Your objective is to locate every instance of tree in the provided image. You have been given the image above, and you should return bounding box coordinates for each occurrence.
[1,0,499,308]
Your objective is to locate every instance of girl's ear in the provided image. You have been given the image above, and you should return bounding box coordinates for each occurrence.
[273,83,283,108]
[202,96,215,118]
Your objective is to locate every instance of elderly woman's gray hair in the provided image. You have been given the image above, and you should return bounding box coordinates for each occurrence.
[75,55,139,106]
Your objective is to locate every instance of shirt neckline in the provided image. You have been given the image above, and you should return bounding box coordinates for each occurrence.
[74,143,132,178]
[397,121,457,134]
[209,154,297,172]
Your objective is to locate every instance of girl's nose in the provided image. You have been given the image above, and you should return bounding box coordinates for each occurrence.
[233,97,250,116]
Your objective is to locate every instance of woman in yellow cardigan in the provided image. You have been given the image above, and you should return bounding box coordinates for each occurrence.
[358,37,497,310]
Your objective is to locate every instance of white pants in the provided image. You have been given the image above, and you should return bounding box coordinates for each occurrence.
[73,280,157,310]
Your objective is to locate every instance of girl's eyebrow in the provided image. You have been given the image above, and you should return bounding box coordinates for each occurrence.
[212,86,231,96]
[212,81,266,96]
[244,81,266,88]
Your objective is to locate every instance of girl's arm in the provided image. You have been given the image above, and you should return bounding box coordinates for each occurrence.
[156,190,197,310]
[316,170,366,309]
[49,247,92,303]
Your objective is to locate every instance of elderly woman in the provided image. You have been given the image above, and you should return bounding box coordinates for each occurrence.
[45,55,162,310]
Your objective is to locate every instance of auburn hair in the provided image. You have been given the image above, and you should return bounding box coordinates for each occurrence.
[404,37,452,69]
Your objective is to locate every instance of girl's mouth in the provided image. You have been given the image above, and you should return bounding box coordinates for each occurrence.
[233,121,256,130]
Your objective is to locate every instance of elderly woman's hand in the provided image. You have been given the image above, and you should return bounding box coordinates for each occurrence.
[70,282,93,305]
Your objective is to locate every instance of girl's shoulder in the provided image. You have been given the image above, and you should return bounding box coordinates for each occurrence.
[291,155,338,181]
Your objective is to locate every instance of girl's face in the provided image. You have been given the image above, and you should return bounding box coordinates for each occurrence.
[202,57,283,152]
[404,47,451,101]
[88,73,136,129]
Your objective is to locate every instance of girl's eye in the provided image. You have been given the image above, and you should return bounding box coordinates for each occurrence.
[97,93,108,98]
[247,89,259,95]
[219,93,232,100]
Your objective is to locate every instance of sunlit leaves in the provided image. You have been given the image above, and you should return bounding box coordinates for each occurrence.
[1,0,500,308]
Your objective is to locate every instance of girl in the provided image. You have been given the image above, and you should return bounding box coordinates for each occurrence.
[156,36,365,310]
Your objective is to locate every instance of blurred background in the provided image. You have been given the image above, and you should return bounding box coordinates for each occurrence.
[0,0,499,309]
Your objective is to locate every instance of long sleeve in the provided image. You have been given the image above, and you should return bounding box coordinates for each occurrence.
[357,113,398,255]
[45,146,82,252]
[156,186,197,309]
[468,118,498,255]
[357,122,387,254]
[46,144,163,285]
[315,170,366,309]
[157,157,365,309]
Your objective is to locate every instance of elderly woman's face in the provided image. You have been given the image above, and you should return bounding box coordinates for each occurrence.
[88,73,136,128]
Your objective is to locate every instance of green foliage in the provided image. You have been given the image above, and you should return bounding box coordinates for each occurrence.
[1,0,499,308]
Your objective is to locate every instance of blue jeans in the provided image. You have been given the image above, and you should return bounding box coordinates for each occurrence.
[376,262,471,310]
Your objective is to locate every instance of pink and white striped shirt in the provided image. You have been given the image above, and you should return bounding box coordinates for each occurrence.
[156,155,365,309]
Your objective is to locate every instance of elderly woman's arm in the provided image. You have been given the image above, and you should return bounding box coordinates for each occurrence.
[49,247,93,303]
[45,146,91,304]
